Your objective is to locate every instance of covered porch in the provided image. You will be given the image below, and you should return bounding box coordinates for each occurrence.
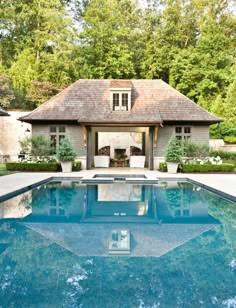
[82,124,160,170]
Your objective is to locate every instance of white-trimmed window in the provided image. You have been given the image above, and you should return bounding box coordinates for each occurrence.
[175,126,191,140]
[111,92,131,111]
[49,125,66,152]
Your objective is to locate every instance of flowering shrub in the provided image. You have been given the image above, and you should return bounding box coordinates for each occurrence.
[183,156,222,165]
[18,156,56,163]
[208,156,223,165]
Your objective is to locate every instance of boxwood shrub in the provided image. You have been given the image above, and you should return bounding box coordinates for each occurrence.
[182,163,235,173]
[224,136,236,144]
[72,160,81,171]
[6,162,60,172]
[159,162,167,172]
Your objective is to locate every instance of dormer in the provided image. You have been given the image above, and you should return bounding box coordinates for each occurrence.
[110,80,132,112]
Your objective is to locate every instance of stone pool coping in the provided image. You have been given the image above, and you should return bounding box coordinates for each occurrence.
[0,169,235,202]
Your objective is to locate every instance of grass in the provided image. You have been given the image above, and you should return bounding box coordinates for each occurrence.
[0,163,13,176]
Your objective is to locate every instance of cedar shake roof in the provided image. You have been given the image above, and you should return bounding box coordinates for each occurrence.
[0,107,10,116]
[20,79,221,124]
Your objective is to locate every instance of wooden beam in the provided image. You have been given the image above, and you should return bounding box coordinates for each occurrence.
[82,126,87,147]
[80,122,161,127]
[154,125,159,148]
[86,126,91,170]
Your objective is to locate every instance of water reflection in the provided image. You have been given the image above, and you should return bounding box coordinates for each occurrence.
[0,181,225,224]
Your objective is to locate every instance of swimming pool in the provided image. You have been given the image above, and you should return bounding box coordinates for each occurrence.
[0,180,235,307]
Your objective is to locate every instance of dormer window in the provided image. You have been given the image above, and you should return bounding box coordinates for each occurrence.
[110,80,132,112]
[112,92,130,111]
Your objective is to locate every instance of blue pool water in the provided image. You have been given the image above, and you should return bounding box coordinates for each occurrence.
[0,180,236,307]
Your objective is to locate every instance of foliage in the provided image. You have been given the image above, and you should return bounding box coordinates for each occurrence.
[26,81,60,108]
[1,0,79,108]
[0,163,13,176]
[0,0,235,132]
[56,136,77,162]
[19,135,52,157]
[5,162,60,171]
[0,75,15,108]
[78,0,141,79]
[210,150,236,164]
[182,163,235,173]
[224,76,236,127]
[183,140,209,158]
[224,136,236,144]
[159,162,167,172]
[72,160,81,171]
[210,122,236,139]
[164,135,184,163]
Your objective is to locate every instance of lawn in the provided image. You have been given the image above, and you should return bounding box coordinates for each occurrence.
[0,163,13,176]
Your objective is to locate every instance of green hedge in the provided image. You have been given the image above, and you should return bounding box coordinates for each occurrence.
[159,162,167,172]
[182,163,235,173]
[72,160,81,171]
[6,162,60,172]
[224,136,236,144]
[6,161,82,172]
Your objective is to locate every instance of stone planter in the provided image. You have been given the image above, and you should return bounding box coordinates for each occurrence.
[167,162,179,173]
[94,156,110,167]
[61,161,73,173]
[129,156,145,168]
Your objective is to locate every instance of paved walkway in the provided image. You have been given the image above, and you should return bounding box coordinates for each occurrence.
[0,169,235,201]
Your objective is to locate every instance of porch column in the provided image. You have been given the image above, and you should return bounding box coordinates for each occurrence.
[142,132,145,155]
[149,126,154,170]
[86,126,92,170]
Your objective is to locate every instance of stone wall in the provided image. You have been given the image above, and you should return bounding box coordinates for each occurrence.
[0,111,31,162]
[209,139,236,152]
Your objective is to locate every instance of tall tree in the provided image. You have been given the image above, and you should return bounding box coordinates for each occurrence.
[141,0,198,81]
[1,0,79,106]
[78,0,141,78]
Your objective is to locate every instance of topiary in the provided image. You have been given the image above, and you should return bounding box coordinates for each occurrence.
[165,135,184,163]
[56,136,77,162]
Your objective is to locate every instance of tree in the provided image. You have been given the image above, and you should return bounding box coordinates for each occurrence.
[19,135,52,157]
[1,0,79,107]
[224,77,236,126]
[78,0,141,78]
[0,75,15,108]
[141,0,198,81]
[26,81,60,108]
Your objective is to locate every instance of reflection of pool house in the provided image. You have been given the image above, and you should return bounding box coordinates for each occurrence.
[5,181,218,225]
[20,80,220,170]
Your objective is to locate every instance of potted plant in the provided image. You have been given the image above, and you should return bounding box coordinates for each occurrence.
[56,136,77,172]
[164,135,184,173]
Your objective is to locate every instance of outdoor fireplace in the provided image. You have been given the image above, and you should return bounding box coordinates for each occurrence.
[114,148,127,159]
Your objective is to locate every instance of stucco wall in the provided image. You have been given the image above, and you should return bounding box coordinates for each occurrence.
[0,111,31,162]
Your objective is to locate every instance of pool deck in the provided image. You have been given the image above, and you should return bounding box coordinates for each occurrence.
[0,168,235,201]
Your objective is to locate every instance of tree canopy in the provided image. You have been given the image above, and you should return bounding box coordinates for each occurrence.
[0,0,235,136]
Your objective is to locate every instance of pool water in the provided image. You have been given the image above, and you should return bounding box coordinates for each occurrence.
[0,181,236,307]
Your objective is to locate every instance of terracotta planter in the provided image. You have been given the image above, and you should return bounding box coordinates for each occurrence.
[167,162,179,173]
[61,161,73,173]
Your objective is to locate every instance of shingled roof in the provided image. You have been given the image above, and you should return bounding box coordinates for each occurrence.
[20,79,220,124]
[0,107,10,116]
